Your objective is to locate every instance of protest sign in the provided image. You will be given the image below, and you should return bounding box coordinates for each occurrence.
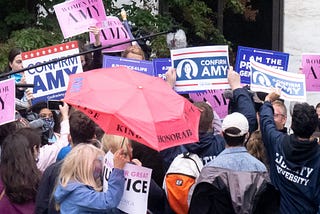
[301,54,320,91]
[103,151,152,214]
[103,55,154,76]
[153,58,171,80]
[91,16,130,53]
[235,46,290,84]
[54,0,107,38]
[22,41,83,104]
[189,89,229,118]
[171,46,230,93]
[250,59,306,101]
[0,79,15,125]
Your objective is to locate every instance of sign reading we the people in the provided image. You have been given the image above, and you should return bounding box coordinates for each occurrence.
[235,46,290,84]
[103,151,152,214]
[22,41,83,104]
[301,54,320,91]
[0,78,15,126]
[90,16,130,53]
[54,0,107,38]
[103,55,154,76]
[171,46,230,93]
[250,59,306,102]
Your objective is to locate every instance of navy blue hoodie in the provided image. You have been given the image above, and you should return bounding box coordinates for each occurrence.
[260,101,320,214]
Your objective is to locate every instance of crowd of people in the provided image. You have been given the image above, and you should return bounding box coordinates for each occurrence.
[1,26,320,214]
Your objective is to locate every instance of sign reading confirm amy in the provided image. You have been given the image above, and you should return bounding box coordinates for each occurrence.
[171,46,229,93]
[235,46,289,84]
[250,60,306,102]
[103,55,154,76]
[22,41,83,104]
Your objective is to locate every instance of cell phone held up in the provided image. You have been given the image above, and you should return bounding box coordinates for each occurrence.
[47,100,64,110]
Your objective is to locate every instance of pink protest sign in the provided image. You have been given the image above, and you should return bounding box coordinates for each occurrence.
[54,0,107,38]
[0,78,16,125]
[302,54,320,91]
[90,16,130,53]
[189,89,229,119]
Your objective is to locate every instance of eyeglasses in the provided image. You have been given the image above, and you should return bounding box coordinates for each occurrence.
[274,113,285,118]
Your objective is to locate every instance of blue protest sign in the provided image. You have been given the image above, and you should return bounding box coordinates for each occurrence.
[171,46,230,93]
[235,46,289,84]
[153,58,171,80]
[103,55,154,76]
[250,59,306,101]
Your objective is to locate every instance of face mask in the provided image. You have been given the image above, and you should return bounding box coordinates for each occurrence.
[42,118,55,132]
[11,73,22,83]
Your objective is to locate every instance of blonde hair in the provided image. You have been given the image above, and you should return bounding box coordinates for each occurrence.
[121,45,145,60]
[246,130,268,167]
[101,134,130,154]
[59,144,105,191]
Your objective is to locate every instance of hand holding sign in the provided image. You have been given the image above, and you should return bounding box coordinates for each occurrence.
[265,88,281,103]
[114,149,130,169]
[227,66,242,90]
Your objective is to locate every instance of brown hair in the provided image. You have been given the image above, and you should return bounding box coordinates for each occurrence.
[121,45,145,60]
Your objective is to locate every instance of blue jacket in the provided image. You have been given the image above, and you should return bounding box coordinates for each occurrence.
[260,101,320,214]
[54,168,125,214]
[181,132,225,166]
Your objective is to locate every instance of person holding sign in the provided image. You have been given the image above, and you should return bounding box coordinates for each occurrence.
[81,26,103,71]
[54,144,129,213]
[2,48,34,110]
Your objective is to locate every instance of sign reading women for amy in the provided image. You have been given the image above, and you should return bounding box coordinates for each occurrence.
[103,55,154,76]
[301,54,320,91]
[235,46,289,84]
[189,89,229,119]
[0,79,15,126]
[250,60,306,101]
[171,46,230,93]
[103,152,152,214]
[54,0,107,38]
[90,16,130,53]
[22,41,83,104]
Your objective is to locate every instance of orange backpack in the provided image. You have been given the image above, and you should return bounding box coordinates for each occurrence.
[163,152,203,214]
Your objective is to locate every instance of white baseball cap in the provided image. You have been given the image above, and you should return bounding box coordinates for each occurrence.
[222,112,249,137]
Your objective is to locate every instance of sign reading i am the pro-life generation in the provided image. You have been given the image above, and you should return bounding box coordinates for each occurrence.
[153,58,171,80]
[235,46,290,84]
[22,41,83,104]
[103,55,154,76]
[250,59,306,102]
[54,0,107,38]
[0,78,15,126]
[301,54,320,91]
[171,46,230,93]
[103,151,152,214]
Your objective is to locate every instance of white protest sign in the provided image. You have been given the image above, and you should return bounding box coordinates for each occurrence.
[171,45,230,93]
[22,41,83,104]
[250,59,306,102]
[0,78,15,125]
[103,151,152,214]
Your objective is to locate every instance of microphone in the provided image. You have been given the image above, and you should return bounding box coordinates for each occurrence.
[16,83,34,88]
[29,119,44,129]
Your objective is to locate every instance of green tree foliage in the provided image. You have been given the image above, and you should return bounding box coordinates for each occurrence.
[0,0,249,72]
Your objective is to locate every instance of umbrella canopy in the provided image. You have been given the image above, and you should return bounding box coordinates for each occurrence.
[64,67,200,151]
